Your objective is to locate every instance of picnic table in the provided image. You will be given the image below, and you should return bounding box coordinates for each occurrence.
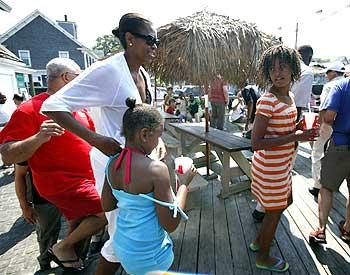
[168,122,252,198]
[161,111,179,120]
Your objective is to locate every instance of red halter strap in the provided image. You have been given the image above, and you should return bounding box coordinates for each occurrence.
[115,146,144,184]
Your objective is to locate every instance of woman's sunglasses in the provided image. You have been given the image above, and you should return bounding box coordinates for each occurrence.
[130,32,160,47]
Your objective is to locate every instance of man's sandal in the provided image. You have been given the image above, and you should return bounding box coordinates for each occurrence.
[339,220,350,243]
[309,228,326,244]
[48,247,84,272]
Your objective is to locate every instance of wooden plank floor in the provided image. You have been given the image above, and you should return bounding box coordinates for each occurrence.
[168,145,350,275]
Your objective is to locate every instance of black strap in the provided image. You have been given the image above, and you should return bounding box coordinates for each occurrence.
[140,70,152,105]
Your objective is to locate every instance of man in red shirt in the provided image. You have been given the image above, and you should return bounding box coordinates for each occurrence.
[209,74,229,130]
[0,58,107,272]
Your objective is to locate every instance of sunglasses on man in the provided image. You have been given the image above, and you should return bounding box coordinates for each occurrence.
[130,32,160,47]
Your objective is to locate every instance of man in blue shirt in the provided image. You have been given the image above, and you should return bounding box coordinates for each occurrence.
[309,77,350,244]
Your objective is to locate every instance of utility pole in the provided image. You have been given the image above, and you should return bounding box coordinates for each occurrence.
[295,9,323,49]
[294,22,299,49]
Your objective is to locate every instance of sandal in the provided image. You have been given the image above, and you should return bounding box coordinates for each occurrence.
[256,257,289,273]
[309,228,326,244]
[338,220,350,243]
[48,247,84,272]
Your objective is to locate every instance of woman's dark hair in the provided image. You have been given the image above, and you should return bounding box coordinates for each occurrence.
[259,44,301,84]
[122,97,163,139]
[112,13,152,49]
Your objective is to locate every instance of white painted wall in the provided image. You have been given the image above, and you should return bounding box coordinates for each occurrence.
[0,65,18,119]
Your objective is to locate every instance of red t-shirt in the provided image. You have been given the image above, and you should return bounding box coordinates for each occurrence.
[0,93,95,197]
[210,79,226,104]
[166,106,175,114]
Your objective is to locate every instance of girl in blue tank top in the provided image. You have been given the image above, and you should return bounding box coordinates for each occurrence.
[101,97,196,275]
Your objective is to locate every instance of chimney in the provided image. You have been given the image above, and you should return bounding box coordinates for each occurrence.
[57,15,78,39]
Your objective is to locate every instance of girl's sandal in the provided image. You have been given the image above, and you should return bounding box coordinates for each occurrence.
[256,257,289,273]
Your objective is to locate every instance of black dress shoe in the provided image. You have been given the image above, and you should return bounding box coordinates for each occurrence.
[252,209,265,222]
[309,187,320,197]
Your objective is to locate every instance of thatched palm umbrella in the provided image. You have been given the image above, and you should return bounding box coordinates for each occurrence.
[150,10,279,85]
[151,11,279,176]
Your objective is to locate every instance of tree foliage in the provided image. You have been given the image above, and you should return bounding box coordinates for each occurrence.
[93,35,123,56]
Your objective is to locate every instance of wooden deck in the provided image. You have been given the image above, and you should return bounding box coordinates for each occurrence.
[164,145,350,275]
[2,133,348,274]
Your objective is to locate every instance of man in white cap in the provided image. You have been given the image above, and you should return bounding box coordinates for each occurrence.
[344,65,350,78]
[309,61,345,197]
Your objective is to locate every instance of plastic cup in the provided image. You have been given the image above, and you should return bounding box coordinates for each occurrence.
[304,112,318,130]
[174,156,193,190]
[174,156,193,174]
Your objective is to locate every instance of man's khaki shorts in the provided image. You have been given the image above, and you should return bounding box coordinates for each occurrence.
[320,140,350,192]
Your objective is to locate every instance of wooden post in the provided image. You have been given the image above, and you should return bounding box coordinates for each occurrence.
[204,94,210,176]
[205,106,210,176]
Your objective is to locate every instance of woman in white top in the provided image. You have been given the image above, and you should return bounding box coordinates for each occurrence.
[41,13,160,275]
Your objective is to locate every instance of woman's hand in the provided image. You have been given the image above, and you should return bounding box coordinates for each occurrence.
[175,165,197,187]
[149,138,167,161]
[93,134,122,156]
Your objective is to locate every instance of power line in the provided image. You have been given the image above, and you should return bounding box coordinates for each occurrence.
[320,2,350,21]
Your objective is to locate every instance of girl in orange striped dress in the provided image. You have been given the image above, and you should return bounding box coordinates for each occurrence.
[250,45,318,273]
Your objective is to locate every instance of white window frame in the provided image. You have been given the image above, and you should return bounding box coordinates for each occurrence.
[18,50,31,67]
[83,53,88,69]
[58,51,70,58]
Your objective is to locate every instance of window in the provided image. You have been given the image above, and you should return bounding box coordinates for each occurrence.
[58,51,69,58]
[18,50,31,66]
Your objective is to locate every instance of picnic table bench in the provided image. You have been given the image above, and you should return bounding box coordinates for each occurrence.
[161,111,180,136]
[168,122,252,198]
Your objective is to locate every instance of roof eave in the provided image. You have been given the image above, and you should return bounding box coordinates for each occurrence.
[0,58,36,73]
[0,9,93,53]
[0,0,11,12]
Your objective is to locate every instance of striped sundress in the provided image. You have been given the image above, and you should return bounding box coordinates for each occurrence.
[251,92,297,210]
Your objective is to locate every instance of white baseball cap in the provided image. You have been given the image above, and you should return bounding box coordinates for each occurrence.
[345,64,350,73]
[323,61,345,73]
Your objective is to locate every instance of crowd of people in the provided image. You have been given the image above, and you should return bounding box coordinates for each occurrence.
[0,11,349,275]
[163,87,203,123]
[162,78,259,131]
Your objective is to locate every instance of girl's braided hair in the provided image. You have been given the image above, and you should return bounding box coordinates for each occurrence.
[122,97,163,139]
[258,44,301,85]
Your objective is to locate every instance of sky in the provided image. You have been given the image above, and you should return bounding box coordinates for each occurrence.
[1,0,349,59]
